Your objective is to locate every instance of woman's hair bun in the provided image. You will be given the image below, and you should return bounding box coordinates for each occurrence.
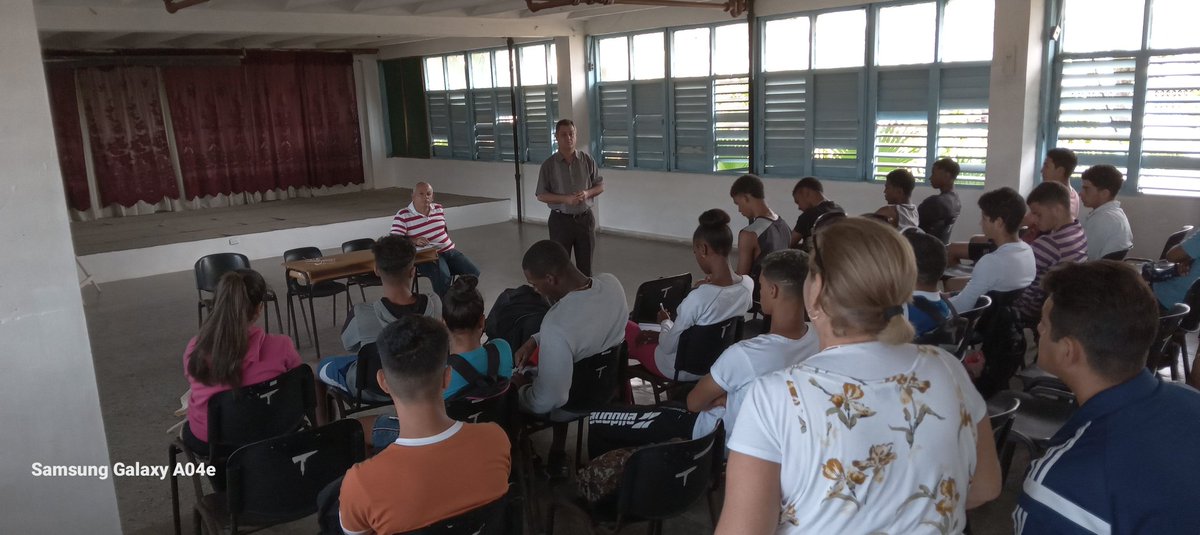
[449,274,479,294]
[698,208,731,228]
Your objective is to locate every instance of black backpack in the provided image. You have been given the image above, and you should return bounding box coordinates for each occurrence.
[911,295,959,346]
[484,285,549,350]
[446,341,511,401]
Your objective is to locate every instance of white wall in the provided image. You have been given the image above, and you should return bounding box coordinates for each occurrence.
[0,1,121,531]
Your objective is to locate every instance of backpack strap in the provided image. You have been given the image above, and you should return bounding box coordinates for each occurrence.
[911,296,950,326]
[482,341,501,378]
[448,353,494,390]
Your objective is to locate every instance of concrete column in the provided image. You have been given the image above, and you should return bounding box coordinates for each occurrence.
[985,0,1046,194]
[0,1,121,532]
[554,34,591,150]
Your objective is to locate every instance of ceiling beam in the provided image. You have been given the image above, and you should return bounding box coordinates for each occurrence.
[565,4,659,19]
[412,0,485,16]
[35,5,578,39]
[469,0,527,17]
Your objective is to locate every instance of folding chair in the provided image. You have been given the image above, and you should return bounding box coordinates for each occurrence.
[1147,303,1192,381]
[283,247,351,355]
[194,253,282,333]
[341,238,382,302]
[629,274,692,324]
[629,316,744,403]
[325,343,394,420]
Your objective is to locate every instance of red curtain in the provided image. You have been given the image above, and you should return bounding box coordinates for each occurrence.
[297,53,364,188]
[45,68,91,212]
[77,66,179,207]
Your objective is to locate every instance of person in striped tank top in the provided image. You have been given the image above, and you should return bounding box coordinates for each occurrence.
[1014,181,1088,325]
[391,182,480,297]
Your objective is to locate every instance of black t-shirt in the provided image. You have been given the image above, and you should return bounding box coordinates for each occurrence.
[793,200,844,241]
[917,191,961,243]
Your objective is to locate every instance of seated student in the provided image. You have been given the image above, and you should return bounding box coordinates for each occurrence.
[874,168,920,230]
[687,249,819,442]
[731,174,791,281]
[318,235,441,401]
[917,157,962,243]
[1014,261,1200,534]
[338,316,511,535]
[183,269,302,457]
[1014,182,1088,325]
[789,177,843,249]
[627,209,753,381]
[904,232,954,336]
[1023,148,1081,243]
[947,187,1037,312]
[1080,164,1134,260]
[390,181,481,297]
[513,240,628,477]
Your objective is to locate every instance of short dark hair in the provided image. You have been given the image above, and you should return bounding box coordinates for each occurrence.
[377,315,450,401]
[373,235,417,281]
[1081,164,1124,198]
[885,169,916,197]
[522,240,572,278]
[693,208,733,256]
[1042,261,1159,381]
[978,187,1027,234]
[759,249,810,299]
[730,174,765,199]
[1045,148,1079,177]
[442,275,484,332]
[905,231,948,286]
[793,176,823,195]
[1027,181,1071,211]
[932,158,960,179]
[555,118,575,134]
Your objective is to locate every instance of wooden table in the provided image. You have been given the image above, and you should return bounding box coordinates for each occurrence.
[282,248,438,356]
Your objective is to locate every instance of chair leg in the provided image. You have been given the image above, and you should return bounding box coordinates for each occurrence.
[169,443,182,535]
[271,298,282,335]
[298,297,313,347]
[575,417,586,469]
[306,294,321,357]
[192,507,202,535]
[359,284,367,303]
[197,302,204,330]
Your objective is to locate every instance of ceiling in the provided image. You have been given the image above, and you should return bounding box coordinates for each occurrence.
[33,0,710,51]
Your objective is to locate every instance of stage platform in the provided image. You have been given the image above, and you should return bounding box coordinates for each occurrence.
[71,188,510,283]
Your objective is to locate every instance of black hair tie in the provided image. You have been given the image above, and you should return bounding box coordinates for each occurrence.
[883,305,905,321]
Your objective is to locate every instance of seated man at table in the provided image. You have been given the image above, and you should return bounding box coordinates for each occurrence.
[947,187,1037,312]
[318,235,442,401]
[1014,261,1200,534]
[391,181,481,297]
[512,240,628,478]
[1079,164,1133,260]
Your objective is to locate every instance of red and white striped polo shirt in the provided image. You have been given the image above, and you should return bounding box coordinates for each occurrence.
[390,202,455,252]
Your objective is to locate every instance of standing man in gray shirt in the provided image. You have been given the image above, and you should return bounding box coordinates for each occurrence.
[536,119,605,276]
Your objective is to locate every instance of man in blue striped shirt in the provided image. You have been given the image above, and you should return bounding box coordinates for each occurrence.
[1014,181,1088,325]
[1014,261,1200,534]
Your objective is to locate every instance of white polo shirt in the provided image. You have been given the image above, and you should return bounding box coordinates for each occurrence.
[1082,200,1133,260]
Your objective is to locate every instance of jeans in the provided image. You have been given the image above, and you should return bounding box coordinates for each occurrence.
[417,248,481,297]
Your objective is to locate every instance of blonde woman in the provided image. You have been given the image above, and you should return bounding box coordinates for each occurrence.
[716,217,1001,535]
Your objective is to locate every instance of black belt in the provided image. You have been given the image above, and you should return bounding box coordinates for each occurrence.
[552,208,591,218]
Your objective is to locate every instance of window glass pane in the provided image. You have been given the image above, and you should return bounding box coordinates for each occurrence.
[1139,53,1200,196]
[713,23,749,75]
[764,16,811,72]
[1151,0,1200,50]
[446,54,467,90]
[1062,0,1145,53]
[941,0,994,62]
[520,45,548,85]
[815,9,866,69]
[673,27,711,78]
[424,56,445,91]
[495,50,512,87]
[632,32,665,80]
[547,44,558,84]
[599,36,629,82]
[470,52,492,89]
[877,3,936,66]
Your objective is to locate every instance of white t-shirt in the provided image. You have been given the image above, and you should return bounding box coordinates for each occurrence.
[729,342,986,535]
[949,241,1036,312]
[1082,200,1133,260]
[693,328,820,441]
[895,203,920,230]
[654,275,754,381]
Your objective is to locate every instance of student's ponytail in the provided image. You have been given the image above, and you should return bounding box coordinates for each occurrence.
[187,269,267,387]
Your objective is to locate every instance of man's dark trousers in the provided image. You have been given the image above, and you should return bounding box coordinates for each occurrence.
[548,209,595,276]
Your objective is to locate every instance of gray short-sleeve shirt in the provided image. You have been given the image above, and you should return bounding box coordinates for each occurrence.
[536,150,602,214]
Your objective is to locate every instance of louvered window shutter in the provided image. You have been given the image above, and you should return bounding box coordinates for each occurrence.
[762,72,808,176]
[472,90,497,161]
[633,81,667,170]
[1140,53,1200,195]
[938,65,990,184]
[427,92,451,158]
[874,69,930,180]
[1055,56,1136,174]
[674,79,714,173]
[448,91,471,159]
[812,72,861,179]
[598,83,631,168]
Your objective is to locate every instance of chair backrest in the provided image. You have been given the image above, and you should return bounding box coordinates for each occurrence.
[207,364,317,459]
[225,419,365,526]
[195,253,251,294]
[630,274,693,324]
[283,247,324,292]
[1161,226,1194,259]
[1181,278,1200,332]
[342,238,376,254]
[562,343,624,413]
[987,395,1021,452]
[1148,303,1191,370]
[811,210,847,234]
[352,343,389,400]
[674,316,743,379]
[953,295,992,358]
[1102,246,1133,261]
[445,387,511,427]
[397,494,510,535]
[616,430,718,522]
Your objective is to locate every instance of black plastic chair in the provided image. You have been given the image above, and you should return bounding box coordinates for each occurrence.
[446,388,511,427]
[1174,279,1200,382]
[1128,225,1194,265]
[547,430,719,535]
[986,396,1021,481]
[931,295,991,360]
[1148,303,1192,381]
[629,274,693,324]
[192,419,365,535]
[1101,246,1133,261]
[194,253,282,333]
[398,494,511,535]
[168,364,317,535]
[326,343,394,420]
[989,388,1076,486]
[341,238,382,302]
[629,316,744,404]
[283,247,351,356]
